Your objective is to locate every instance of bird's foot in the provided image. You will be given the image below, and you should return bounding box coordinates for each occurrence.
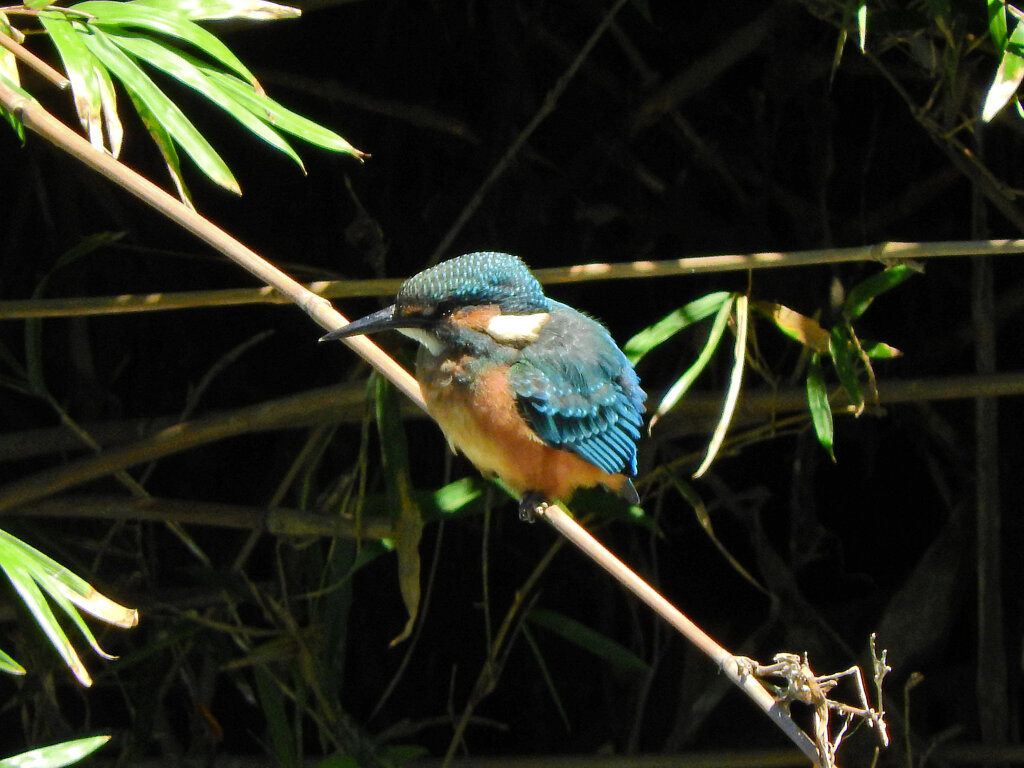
[518,491,550,523]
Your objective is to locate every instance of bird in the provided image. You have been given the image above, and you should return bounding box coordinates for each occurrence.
[322,252,646,521]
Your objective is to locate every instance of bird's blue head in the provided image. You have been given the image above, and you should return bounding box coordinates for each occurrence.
[321,252,552,353]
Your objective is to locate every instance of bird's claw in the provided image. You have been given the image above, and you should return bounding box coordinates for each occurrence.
[518,491,550,523]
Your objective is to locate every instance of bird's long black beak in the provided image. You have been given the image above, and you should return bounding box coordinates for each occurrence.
[320,304,399,342]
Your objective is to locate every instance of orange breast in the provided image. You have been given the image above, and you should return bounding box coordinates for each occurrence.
[418,356,626,502]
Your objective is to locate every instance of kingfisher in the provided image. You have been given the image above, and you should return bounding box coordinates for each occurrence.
[322,252,646,521]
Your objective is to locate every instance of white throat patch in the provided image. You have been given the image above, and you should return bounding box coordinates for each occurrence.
[485,312,550,346]
[397,326,445,355]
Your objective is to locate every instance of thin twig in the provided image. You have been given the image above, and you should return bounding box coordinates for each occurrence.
[0,29,69,88]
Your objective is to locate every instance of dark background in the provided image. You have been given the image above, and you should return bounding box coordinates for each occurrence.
[1,0,1022,765]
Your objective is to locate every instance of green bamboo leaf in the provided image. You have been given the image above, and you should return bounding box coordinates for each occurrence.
[623,290,732,364]
[204,68,366,156]
[375,377,422,647]
[650,293,735,428]
[433,477,483,515]
[134,0,300,21]
[93,56,123,155]
[528,608,650,673]
[857,2,867,52]
[0,646,25,676]
[806,353,835,460]
[123,84,193,202]
[82,26,239,193]
[863,340,902,359]
[843,264,916,320]
[0,735,111,768]
[1,564,92,685]
[71,0,259,87]
[39,14,106,147]
[984,18,1024,121]
[0,529,138,628]
[829,325,864,414]
[106,30,303,168]
[694,294,747,478]
[989,0,1008,51]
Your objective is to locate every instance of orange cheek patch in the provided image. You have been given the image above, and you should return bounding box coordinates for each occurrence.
[449,304,501,332]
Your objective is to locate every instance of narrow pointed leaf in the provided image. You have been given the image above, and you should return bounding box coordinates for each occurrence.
[134,0,301,21]
[989,0,1008,51]
[843,264,916,320]
[806,353,835,460]
[82,27,239,193]
[204,68,366,156]
[984,18,1024,121]
[829,325,864,414]
[651,294,735,428]
[624,290,732,364]
[0,647,25,676]
[39,14,106,147]
[95,58,123,156]
[0,735,111,768]
[857,3,867,51]
[1,564,92,686]
[863,340,902,359]
[105,30,303,168]
[123,85,193,202]
[72,0,260,87]
[694,294,747,478]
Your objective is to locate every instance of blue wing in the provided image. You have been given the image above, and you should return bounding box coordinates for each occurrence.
[508,302,645,476]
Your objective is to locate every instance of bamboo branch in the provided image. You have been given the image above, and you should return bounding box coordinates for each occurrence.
[5,238,1024,319]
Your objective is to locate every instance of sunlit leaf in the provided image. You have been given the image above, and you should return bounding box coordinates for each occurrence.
[857,2,867,52]
[989,0,1008,51]
[81,26,239,193]
[205,68,365,156]
[1,564,92,686]
[105,30,303,168]
[650,293,735,428]
[433,477,483,515]
[983,18,1024,121]
[72,0,261,88]
[806,353,835,461]
[694,294,747,478]
[752,300,830,353]
[0,735,111,768]
[123,85,193,203]
[528,608,650,673]
[39,14,106,148]
[134,0,301,21]
[863,340,902,359]
[623,290,732,364]
[0,646,25,676]
[843,264,916,320]
[829,325,864,415]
